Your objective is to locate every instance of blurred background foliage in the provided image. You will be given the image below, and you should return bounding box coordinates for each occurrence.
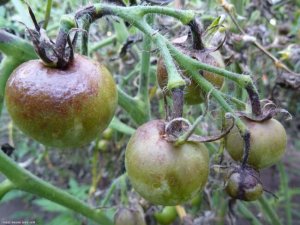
[0,0,300,224]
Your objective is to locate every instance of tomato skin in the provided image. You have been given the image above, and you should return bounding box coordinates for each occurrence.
[125,120,209,206]
[5,55,118,148]
[157,48,224,105]
[225,118,287,169]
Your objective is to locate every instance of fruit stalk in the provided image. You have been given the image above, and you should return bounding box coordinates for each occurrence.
[55,14,76,67]
[241,131,251,167]
[188,19,205,50]
[245,84,262,116]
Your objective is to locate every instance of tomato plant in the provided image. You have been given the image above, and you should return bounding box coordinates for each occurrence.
[0,0,296,225]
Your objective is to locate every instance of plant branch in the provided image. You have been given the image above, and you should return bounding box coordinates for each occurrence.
[0,150,113,224]
[89,35,116,54]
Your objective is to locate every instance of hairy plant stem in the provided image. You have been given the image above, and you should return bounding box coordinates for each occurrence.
[0,150,113,224]
[77,15,91,56]
[166,42,262,116]
[137,15,153,121]
[188,19,204,50]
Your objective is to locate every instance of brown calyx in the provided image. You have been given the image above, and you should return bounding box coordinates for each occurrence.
[25,6,74,69]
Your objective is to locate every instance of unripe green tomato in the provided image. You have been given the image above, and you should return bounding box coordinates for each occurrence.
[225,118,287,169]
[114,206,146,225]
[157,49,225,105]
[190,193,202,207]
[225,168,263,201]
[125,120,209,206]
[154,206,177,225]
[102,127,114,140]
[5,55,118,148]
[97,140,108,152]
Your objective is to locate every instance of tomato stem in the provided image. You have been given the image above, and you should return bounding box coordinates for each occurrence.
[0,150,113,224]
[245,84,262,116]
[241,131,251,167]
[188,19,205,50]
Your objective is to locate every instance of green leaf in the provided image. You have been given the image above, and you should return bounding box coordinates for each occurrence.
[1,190,25,203]
[46,214,81,225]
[203,16,223,46]
[68,178,89,201]
[33,198,69,213]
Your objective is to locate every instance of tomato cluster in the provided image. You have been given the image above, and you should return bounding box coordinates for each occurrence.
[4,8,288,210]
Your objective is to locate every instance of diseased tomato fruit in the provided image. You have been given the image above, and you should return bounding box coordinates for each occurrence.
[5,54,118,148]
[114,205,146,225]
[225,167,263,201]
[157,46,224,105]
[125,120,209,206]
[154,206,177,225]
[225,118,287,169]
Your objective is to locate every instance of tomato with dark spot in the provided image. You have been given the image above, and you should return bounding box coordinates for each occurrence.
[125,120,209,206]
[5,54,118,148]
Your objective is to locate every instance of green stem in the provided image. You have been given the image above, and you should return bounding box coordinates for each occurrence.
[220,93,247,109]
[138,15,152,100]
[137,5,194,24]
[278,162,292,225]
[117,87,148,125]
[137,15,153,122]
[89,35,116,54]
[258,196,282,225]
[43,0,53,29]
[0,30,37,59]
[0,179,16,200]
[183,66,247,133]
[109,117,135,135]
[166,41,251,88]
[91,4,194,25]
[100,173,127,207]
[238,202,263,225]
[166,41,262,116]
[0,57,26,114]
[78,16,91,56]
[0,150,113,224]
